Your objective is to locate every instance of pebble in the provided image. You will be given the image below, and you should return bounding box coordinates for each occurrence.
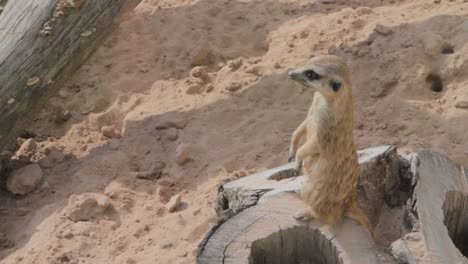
[175,143,191,166]
[63,193,113,222]
[7,164,43,195]
[455,99,468,109]
[225,82,242,92]
[190,42,211,66]
[101,125,121,139]
[165,128,178,141]
[160,239,173,249]
[374,24,393,36]
[166,194,182,213]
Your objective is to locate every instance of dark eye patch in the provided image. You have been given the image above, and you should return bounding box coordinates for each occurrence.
[330,80,341,92]
[304,70,320,81]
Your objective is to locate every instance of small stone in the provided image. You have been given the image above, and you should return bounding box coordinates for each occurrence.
[355,7,373,16]
[58,89,68,98]
[55,110,72,124]
[374,24,393,36]
[228,58,243,71]
[175,144,191,166]
[126,258,137,264]
[273,62,281,69]
[160,239,173,249]
[204,84,214,93]
[387,239,416,264]
[186,83,204,95]
[166,128,178,141]
[80,30,93,37]
[245,65,262,76]
[166,194,182,213]
[7,98,15,105]
[319,0,336,3]
[15,138,37,157]
[101,125,121,139]
[455,99,468,109]
[39,148,65,168]
[190,42,211,66]
[63,232,74,239]
[155,119,188,130]
[225,82,242,92]
[190,66,209,82]
[63,193,113,222]
[26,76,40,86]
[433,0,441,3]
[7,164,43,195]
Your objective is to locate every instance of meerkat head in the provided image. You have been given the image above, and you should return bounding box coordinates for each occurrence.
[288,55,352,100]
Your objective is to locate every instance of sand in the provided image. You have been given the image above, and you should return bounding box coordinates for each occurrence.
[1,0,468,263]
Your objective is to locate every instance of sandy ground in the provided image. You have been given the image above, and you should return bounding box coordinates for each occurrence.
[1,0,468,263]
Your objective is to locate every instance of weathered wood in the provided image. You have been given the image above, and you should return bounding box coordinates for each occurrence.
[397,150,468,264]
[198,145,401,264]
[0,0,140,149]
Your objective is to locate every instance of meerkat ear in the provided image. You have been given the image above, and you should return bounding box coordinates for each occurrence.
[330,80,341,92]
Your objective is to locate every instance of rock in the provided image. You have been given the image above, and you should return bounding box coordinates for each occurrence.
[374,24,393,36]
[191,42,211,66]
[228,58,243,71]
[355,7,373,16]
[39,148,66,168]
[133,162,166,180]
[165,128,178,141]
[63,193,113,222]
[387,239,416,264]
[455,99,468,109]
[225,82,242,92]
[55,110,72,124]
[160,239,173,249]
[101,125,121,139]
[204,84,214,93]
[7,164,43,195]
[190,66,209,82]
[166,194,182,213]
[15,138,37,157]
[186,83,205,95]
[175,144,191,166]
[245,65,262,77]
[155,119,188,130]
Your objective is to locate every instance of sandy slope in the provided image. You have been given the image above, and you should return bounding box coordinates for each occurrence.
[1,0,468,263]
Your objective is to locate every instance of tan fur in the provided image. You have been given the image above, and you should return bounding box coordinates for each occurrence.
[288,55,373,235]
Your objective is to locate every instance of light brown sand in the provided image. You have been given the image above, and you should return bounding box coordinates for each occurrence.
[1,0,468,263]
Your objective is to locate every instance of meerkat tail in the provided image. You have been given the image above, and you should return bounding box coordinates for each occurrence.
[344,201,373,236]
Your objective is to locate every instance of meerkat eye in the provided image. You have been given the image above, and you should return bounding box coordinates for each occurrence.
[304,70,320,81]
[330,80,341,92]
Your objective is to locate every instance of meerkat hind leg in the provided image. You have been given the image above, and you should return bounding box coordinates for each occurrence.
[293,207,316,221]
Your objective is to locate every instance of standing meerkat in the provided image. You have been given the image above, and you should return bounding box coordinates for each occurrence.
[287,55,372,234]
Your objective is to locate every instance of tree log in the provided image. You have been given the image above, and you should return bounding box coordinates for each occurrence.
[390,150,468,264]
[0,0,140,149]
[197,145,402,264]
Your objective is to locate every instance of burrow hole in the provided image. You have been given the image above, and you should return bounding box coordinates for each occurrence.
[441,43,455,55]
[426,73,443,92]
[249,226,343,264]
[442,191,468,257]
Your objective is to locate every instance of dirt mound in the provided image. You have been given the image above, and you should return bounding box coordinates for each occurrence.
[1,1,467,264]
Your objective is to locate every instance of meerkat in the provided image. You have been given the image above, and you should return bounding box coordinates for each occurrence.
[287,55,373,234]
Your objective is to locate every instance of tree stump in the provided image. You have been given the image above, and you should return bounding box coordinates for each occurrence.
[0,0,140,149]
[197,145,402,264]
[391,150,468,264]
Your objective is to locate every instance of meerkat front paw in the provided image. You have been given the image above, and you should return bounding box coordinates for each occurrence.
[293,208,314,221]
[288,153,294,162]
[293,159,303,176]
